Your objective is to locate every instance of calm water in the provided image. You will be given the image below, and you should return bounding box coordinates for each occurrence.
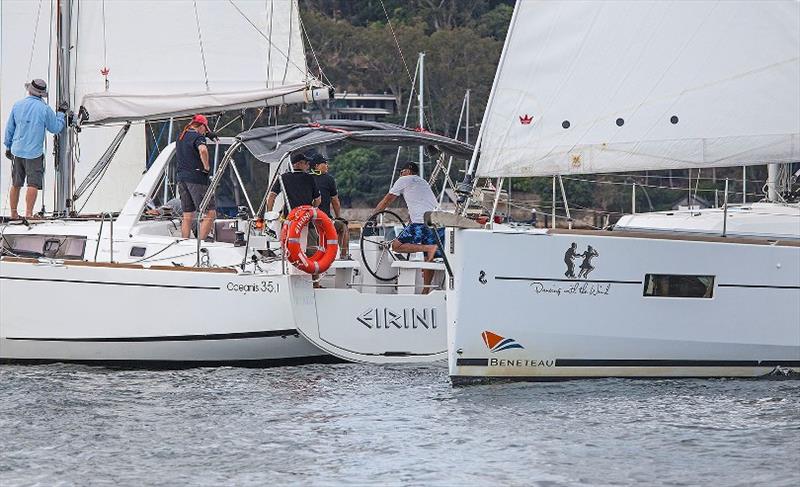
[1,363,798,486]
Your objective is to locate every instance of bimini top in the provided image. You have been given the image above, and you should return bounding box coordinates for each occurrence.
[238,120,474,164]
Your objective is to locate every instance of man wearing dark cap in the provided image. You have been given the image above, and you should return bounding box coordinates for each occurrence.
[373,162,443,293]
[3,79,67,219]
[309,152,348,258]
[266,152,321,214]
[267,152,323,284]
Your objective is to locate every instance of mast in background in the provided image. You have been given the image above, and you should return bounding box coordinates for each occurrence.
[418,52,425,178]
[54,0,73,215]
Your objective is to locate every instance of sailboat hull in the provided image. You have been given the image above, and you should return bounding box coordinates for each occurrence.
[0,258,328,366]
[446,228,800,382]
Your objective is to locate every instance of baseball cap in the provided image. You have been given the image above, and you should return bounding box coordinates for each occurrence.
[308,152,328,167]
[192,114,210,130]
[290,152,308,165]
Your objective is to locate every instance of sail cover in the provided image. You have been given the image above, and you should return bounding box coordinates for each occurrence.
[476,1,800,177]
[239,120,475,164]
[74,0,328,124]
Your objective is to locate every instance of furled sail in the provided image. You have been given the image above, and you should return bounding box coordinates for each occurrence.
[476,1,800,178]
[75,0,329,124]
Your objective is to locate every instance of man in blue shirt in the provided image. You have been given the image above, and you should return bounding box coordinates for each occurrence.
[4,79,66,219]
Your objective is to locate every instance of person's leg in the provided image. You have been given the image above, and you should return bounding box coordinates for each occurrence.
[24,187,38,217]
[24,156,44,218]
[334,219,349,258]
[9,156,25,219]
[177,181,196,238]
[199,209,216,240]
[8,186,20,219]
[181,212,195,238]
[391,241,437,261]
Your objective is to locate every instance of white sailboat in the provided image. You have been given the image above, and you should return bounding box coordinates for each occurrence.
[0,0,333,365]
[441,0,800,382]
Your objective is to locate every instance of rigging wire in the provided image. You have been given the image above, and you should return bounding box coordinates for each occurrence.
[192,0,210,91]
[26,0,45,79]
[378,0,413,85]
[226,0,309,79]
[297,8,332,86]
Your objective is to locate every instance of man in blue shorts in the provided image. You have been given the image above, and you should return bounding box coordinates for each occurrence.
[373,162,444,292]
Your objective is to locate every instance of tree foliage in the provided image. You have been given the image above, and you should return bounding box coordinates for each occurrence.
[300,2,512,139]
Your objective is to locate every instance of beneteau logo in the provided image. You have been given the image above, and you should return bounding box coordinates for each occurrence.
[357,307,437,330]
[519,114,533,125]
[482,330,524,352]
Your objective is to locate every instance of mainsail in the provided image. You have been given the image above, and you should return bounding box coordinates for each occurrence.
[74,0,329,124]
[476,1,800,178]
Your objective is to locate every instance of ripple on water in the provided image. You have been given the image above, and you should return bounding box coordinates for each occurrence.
[1,364,798,486]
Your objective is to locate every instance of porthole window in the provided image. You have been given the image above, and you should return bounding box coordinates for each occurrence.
[562,120,571,129]
[616,118,625,127]
[670,115,679,124]
[643,274,715,298]
[130,246,147,257]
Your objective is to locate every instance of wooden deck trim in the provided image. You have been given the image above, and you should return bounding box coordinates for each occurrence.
[0,256,238,274]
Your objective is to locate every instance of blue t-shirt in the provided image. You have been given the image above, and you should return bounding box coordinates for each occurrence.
[176,130,209,184]
[4,96,66,159]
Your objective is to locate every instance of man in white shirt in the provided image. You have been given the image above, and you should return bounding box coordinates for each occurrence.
[373,162,444,293]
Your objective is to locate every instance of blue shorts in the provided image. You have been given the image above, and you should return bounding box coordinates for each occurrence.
[396,223,445,256]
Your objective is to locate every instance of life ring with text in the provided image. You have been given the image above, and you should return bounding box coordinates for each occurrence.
[281,205,338,274]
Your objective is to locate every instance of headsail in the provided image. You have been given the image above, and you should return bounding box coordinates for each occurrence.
[75,0,329,124]
[476,1,800,178]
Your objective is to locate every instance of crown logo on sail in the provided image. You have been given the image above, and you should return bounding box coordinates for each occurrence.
[519,114,533,125]
[482,330,524,352]
[100,67,110,76]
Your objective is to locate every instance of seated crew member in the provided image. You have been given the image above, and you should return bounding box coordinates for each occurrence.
[145,196,182,217]
[309,152,349,258]
[176,114,215,240]
[373,162,444,294]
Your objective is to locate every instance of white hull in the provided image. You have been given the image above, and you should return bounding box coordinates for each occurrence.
[0,258,327,365]
[446,228,800,382]
[293,286,446,364]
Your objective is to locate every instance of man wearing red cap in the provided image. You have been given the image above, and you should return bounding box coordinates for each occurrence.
[176,114,216,239]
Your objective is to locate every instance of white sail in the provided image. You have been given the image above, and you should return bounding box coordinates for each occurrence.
[476,1,800,178]
[74,0,328,123]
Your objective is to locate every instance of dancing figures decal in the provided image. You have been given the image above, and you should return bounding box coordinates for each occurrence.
[564,243,599,279]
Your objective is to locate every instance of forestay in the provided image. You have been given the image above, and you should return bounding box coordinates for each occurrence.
[74,0,328,124]
[476,1,800,177]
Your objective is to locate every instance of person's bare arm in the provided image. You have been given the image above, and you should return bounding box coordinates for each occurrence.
[331,195,342,218]
[198,145,210,172]
[266,192,277,211]
[373,193,397,213]
[312,196,321,207]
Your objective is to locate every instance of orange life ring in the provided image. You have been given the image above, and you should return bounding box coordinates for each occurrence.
[281,205,338,274]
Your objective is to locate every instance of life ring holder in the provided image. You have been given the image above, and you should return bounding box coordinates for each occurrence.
[281,205,338,274]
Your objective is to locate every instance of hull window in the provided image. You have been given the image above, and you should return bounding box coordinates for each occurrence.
[643,274,715,298]
[1,234,86,260]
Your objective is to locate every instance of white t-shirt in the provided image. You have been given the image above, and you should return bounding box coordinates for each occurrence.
[389,175,438,224]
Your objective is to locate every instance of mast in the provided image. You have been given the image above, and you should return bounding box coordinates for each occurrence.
[418,52,425,178]
[767,163,779,201]
[54,0,73,215]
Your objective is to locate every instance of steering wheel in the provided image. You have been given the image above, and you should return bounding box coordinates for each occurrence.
[359,210,408,281]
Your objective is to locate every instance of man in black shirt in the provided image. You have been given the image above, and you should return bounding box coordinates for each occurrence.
[309,153,349,258]
[266,152,321,214]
